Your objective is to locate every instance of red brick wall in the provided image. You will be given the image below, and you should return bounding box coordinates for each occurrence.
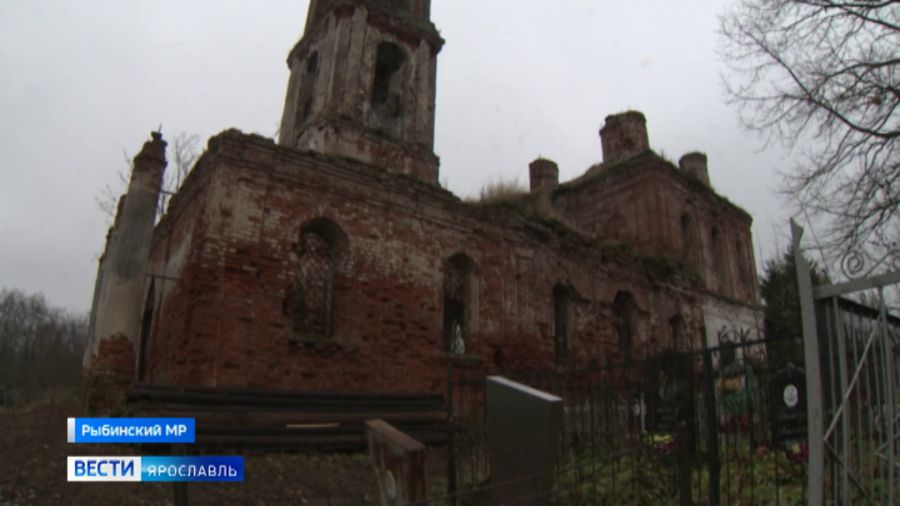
[85,334,136,413]
[140,131,748,395]
[555,154,758,304]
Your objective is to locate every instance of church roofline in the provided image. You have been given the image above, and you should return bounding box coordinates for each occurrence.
[153,129,708,294]
[555,151,754,222]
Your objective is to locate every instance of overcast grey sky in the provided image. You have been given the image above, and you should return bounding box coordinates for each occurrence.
[0,0,794,313]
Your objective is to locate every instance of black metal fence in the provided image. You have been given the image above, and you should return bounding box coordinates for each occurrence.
[444,332,810,504]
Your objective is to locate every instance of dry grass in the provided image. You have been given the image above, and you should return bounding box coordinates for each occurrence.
[463,176,589,240]
[473,176,527,204]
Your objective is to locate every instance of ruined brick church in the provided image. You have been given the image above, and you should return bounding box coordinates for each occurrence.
[85,0,762,404]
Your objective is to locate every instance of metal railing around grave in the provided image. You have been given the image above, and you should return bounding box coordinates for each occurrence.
[445,363,675,505]
[444,337,810,505]
[698,331,809,506]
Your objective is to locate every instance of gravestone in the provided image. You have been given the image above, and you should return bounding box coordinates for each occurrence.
[770,364,807,443]
[486,376,563,505]
[366,419,427,506]
[645,351,695,506]
[645,351,694,434]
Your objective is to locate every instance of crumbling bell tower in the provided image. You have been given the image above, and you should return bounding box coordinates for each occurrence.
[277,0,444,184]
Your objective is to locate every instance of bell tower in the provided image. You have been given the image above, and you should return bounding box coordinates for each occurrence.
[278,0,444,184]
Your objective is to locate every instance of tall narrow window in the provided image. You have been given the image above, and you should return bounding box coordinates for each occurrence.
[443,254,475,354]
[371,42,406,118]
[554,284,569,365]
[613,291,637,365]
[285,219,345,339]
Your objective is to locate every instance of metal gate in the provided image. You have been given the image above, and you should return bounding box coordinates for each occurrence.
[793,220,899,505]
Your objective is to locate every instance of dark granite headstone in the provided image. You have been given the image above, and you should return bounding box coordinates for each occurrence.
[366,419,427,506]
[486,376,563,505]
[771,365,807,443]
[646,351,694,434]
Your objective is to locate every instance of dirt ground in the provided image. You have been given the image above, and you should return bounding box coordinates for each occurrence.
[0,390,448,505]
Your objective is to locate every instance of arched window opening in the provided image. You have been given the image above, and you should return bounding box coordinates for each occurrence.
[285,219,345,340]
[137,281,156,381]
[371,42,406,118]
[669,314,686,352]
[443,254,475,354]
[613,291,637,365]
[553,284,570,366]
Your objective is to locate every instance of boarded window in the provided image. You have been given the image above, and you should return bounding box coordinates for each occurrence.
[371,42,406,118]
[554,284,569,365]
[285,219,345,339]
[613,291,637,365]
[443,254,475,354]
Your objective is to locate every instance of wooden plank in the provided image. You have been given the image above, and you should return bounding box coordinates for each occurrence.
[131,409,448,425]
[366,420,427,505]
[193,431,449,451]
[130,382,444,400]
[127,394,442,411]
[125,384,453,454]
[127,385,443,406]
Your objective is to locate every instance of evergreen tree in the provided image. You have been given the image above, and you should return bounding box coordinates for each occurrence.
[760,247,826,368]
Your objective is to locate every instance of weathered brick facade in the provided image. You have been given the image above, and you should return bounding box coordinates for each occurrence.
[87,0,763,400]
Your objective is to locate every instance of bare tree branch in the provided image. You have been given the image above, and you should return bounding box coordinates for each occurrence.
[95,132,202,224]
[720,0,899,264]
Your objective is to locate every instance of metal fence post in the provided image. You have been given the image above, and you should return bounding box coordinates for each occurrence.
[702,340,720,506]
[791,219,824,505]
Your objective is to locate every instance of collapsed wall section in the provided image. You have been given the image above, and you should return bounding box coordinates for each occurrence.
[84,132,167,413]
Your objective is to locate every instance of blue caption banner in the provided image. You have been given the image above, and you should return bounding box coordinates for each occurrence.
[142,456,244,482]
[67,456,244,482]
[67,418,196,444]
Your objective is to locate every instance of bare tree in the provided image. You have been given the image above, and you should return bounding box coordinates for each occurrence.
[0,288,89,402]
[95,132,201,223]
[158,132,200,216]
[720,1,899,261]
